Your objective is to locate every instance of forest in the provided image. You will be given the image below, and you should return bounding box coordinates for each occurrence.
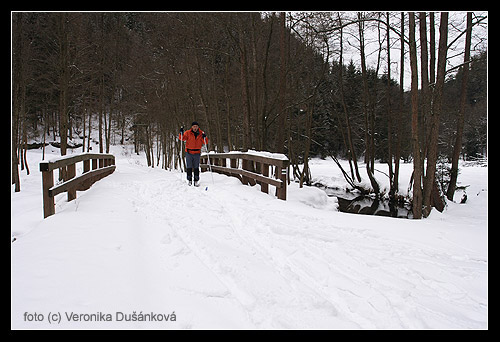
[12,12,487,219]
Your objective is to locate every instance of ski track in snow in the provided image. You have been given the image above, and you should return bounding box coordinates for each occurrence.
[116,155,486,328]
[11,146,487,329]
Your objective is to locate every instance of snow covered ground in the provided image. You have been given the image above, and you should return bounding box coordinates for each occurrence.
[11,144,488,329]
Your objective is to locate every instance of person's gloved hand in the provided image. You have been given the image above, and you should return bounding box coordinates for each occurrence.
[202,132,206,139]
[180,127,184,134]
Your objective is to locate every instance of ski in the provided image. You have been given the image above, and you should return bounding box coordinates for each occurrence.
[183,180,208,190]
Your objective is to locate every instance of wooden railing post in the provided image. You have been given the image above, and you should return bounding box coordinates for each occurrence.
[241,159,249,185]
[200,156,206,172]
[261,163,269,194]
[41,167,55,218]
[83,159,90,173]
[80,159,91,191]
[277,166,287,200]
[67,163,76,201]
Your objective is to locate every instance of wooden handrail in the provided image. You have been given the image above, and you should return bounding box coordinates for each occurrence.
[200,151,289,200]
[207,165,284,188]
[48,165,116,197]
[39,152,114,172]
[200,152,288,168]
[39,153,116,218]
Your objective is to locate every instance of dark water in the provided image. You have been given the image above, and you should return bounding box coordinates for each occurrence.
[314,183,413,219]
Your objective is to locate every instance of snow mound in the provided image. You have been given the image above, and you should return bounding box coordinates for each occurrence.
[288,183,334,210]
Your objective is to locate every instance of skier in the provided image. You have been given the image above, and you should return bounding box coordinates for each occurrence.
[179,121,207,186]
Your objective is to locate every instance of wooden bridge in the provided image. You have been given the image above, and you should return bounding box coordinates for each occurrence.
[39,150,289,219]
[201,151,289,200]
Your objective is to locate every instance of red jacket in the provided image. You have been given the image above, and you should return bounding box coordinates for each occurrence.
[179,129,207,154]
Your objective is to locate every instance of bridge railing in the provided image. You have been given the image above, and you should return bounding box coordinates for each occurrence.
[39,153,115,218]
[200,151,289,200]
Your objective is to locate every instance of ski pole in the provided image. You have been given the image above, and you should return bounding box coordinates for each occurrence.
[204,137,215,184]
[179,126,184,181]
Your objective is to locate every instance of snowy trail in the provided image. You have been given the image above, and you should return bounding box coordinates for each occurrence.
[11,146,487,329]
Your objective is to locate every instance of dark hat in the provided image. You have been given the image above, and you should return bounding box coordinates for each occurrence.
[191,121,199,126]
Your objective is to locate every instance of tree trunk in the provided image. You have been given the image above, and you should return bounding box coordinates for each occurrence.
[224,57,233,150]
[409,12,423,219]
[393,12,405,197]
[12,13,23,191]
[99,74,104,154]
[358,13,380,194]
[299,98,314,188]
[250,13,261,151]
[419,12,431,159]
[338,14,361,183]
[99,14,104,154]
[260,14,274,151]
[423,12,448,218]
[12,89,21,192]
[447,12,473,201]
[87,110,92,152]
[276,12,287,154]
[58,13,69,157]
[238,16,252,151]
[386,12,395,197]
[429,13,436,88]
[82,101,86,153]
[195,52,212,145]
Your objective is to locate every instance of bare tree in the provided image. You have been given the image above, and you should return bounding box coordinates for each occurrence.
[358,12,380,194]
[392,12,405,199]
[422,12,448,218]
[276,12,287,154]
[446,12,473,201]
[337,13,361,183]
[408,12,423,219]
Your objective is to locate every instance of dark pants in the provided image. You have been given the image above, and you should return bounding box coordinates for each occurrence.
[186,152,201,181]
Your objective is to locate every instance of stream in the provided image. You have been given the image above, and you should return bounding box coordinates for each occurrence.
[314,183,413,219]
